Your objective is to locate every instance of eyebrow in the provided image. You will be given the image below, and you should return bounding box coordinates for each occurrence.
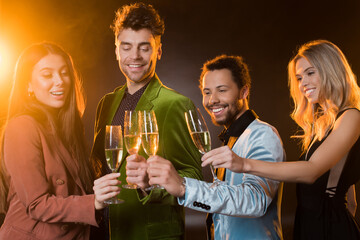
[296,66,315,75]
[39,65,67,71]
[216,85,229,88]
[202,85,229,91]
[120,41,151,46]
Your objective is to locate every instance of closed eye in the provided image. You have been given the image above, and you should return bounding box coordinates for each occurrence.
[41,73,52,79]
[61,71,69,77]
[307,71,315,76]
[140,46,150,52]
[120,44,131,51]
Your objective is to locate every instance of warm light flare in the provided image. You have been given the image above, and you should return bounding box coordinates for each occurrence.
[0,39,14,83]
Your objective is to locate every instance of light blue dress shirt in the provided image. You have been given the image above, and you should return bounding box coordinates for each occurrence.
[178,119,284,240]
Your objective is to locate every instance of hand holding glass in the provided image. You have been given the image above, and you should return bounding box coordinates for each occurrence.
[123,110,141,189]
[185,109,221,188]
[105,125,124,204]
[139,110,164,190]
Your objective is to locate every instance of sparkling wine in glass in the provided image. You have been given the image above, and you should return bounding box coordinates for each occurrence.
[185,108,221,188]
[139,110,163,190]
[105,125,124,204]
[123,110,141,189]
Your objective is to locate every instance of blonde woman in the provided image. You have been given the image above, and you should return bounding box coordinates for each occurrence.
[202,40,360,239]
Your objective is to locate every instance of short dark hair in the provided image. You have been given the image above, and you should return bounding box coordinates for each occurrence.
[199,55,251,92]
[112,2,165,40]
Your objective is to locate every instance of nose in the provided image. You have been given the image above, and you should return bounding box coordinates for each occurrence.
[208,92,219,105]
[54,73,64,86]
[129,48,141,60]
[300,75,309,88]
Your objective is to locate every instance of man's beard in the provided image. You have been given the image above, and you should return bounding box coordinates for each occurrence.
[210,101,242,127]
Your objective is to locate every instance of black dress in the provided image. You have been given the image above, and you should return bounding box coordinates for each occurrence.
[294,110,360,240]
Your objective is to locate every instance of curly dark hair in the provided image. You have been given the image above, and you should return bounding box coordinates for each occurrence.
[112,2,165,40]
[199,55,251,93]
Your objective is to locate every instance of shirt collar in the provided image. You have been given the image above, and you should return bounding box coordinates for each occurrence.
[125,80,151,98]
[218,109,258,145]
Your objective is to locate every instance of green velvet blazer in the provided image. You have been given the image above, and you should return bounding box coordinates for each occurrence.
[91,75,203,240]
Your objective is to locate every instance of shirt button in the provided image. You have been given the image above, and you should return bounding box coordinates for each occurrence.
[56,179,65,185]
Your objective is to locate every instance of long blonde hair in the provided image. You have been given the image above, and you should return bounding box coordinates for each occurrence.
[288,40,360,152]
[0,42,94,213]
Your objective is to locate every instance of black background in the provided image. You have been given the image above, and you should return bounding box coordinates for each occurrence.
[1,0,360,239]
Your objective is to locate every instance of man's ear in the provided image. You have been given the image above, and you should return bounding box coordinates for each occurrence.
[157,43,162,60]
[115,45,119,60]
[239,85,249,99]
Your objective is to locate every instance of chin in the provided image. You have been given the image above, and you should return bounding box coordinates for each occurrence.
[50,102,66,109]
[211,117,226,126]
[211,120,222,126]
[307,99,318,105]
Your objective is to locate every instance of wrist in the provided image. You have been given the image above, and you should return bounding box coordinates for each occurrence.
[179,177,186,197]
[242,158,251,173]
[94,199,104,210]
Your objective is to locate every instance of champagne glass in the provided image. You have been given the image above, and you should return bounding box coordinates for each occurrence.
[105,125,124,204]
[139,110,164,190]
[185,108,221,188]
[123,110,141,189]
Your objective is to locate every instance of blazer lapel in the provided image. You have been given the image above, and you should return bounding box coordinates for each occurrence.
[103,85,126,125]
[135,74,162,111]
[116,75,161,162]
[104,75,161,166]
[54,137,86,193]
[216,137,238,181]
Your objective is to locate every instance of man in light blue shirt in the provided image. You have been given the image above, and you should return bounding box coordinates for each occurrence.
[147,55,284,239]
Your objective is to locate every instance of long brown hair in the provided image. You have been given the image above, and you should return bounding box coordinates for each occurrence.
[0,42,94,213]
[288,40,360,151]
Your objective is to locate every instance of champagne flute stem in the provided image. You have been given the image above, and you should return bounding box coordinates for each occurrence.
[209,164,221,182]
[209,164,217,179]
[209,165,221,188]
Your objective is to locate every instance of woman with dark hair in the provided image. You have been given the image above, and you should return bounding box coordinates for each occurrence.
[0,42,119,239]
[202,40,360,239]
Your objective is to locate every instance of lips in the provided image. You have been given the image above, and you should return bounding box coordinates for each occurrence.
[128,64,142,68]
[50,90,65,98]
[208,106,226,117]
[304,88,315,97]
[127,63,145,71]
[212,107,224,113]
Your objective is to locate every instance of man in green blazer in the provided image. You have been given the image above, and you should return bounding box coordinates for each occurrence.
[90,3,203,240]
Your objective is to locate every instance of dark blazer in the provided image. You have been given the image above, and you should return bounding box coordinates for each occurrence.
[91,75,203,239]
[0,115,98,240]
